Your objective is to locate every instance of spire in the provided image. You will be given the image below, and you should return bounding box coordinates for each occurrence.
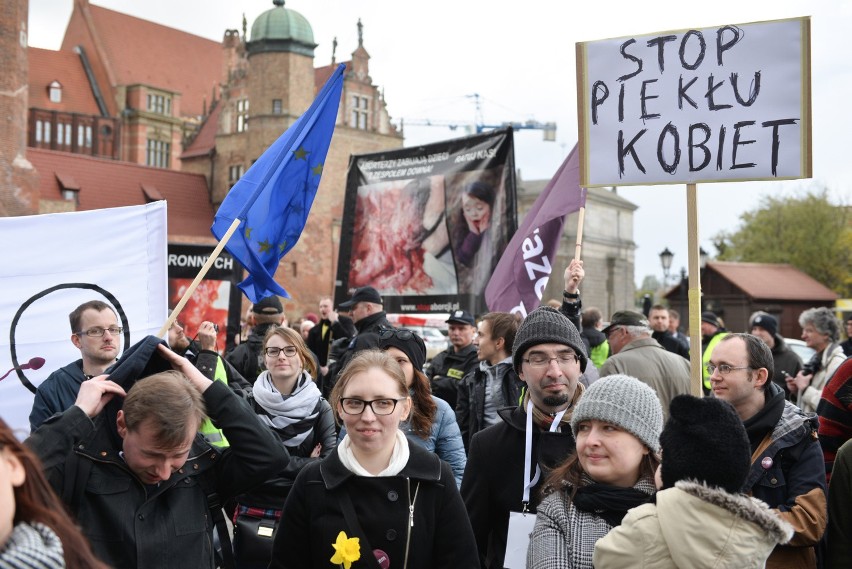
[357,18,363,47]
[332,36,338,65]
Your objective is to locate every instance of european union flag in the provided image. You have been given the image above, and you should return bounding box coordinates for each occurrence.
[212,64,345,302]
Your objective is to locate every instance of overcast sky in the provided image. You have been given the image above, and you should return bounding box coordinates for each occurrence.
[29,0,851,291]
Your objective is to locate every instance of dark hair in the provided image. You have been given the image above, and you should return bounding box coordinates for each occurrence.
[581,307,603,329]
[2,420,109,569]
[264,325,318,378]
[543,451,660,500]
[69,300,113,333]
[668,308,680,320]
[481,312,518,354]
[463,180,496,208]
[408,369,437,439]
[720,333,774,390]
[649,304,669,314]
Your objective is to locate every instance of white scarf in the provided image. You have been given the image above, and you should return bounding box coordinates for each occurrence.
[0,522,65,569]
[253,370,322,447]
[338,430,410,477]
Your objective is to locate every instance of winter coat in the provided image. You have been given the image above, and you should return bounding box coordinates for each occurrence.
[25,381,289,569]
[237,392,337,510]
[769,335,804,398]
[652,329,690,359]
[599,337,691,419]
[226,322,278,382]
[827,438,852,567]
[269,440,478,569]
[527,476,656,569]
[461,405,577,569]
[594,481,794,569]
[427,344,478,409]
[456,363,523,450]
[745,386,827,569]
[817,356,852,481]
[29,359,87,432]
[305,316,355,366]
[797,343,846,413]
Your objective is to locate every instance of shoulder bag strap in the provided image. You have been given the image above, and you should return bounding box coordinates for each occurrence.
[199,473,236,569]
[337,490,384,569]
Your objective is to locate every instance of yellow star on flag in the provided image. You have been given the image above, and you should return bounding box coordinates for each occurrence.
[312,163,324,175]
[294,146,309,160]
[257,240,272,253]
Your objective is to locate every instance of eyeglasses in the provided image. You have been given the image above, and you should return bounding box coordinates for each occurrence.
[378,327,415,341]
[339,397,406,415]
[705,363,750,376]
[77,326,122,337]
[264,346,298,358]
[523,351,579,368]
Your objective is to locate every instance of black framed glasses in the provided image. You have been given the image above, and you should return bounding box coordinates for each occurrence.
[705,363,750,376]
[339,397,406,415]
[77,326,122,338]
[378,327,415,341]
[523,351,579,368]
[264,346,298,358]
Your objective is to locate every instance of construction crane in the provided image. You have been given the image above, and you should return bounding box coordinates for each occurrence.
[400,93,557,142]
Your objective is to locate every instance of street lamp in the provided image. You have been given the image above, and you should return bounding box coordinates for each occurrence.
[659,247,674,285]
[699,247,709,270]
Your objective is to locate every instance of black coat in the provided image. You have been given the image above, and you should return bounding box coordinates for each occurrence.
[426,344,479,409]
[26,381,288,569]
[652,330,690,359]
[306,317,356,366]
[461,406,576,569]
[270,440,478,569]
[455,364,523,451]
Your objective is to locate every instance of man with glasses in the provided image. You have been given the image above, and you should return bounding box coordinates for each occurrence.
[709,333,826,567]
[462,306,587,569]
[29,300,122,431]
[599,310,690,419]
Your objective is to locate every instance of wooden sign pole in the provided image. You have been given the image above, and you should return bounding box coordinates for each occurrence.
[686,183,704,396]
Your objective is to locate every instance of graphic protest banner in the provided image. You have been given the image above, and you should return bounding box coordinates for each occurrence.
[167,244,242,353]
[335,129,516,315]
[577,17,811,186]
[0,203,168,436]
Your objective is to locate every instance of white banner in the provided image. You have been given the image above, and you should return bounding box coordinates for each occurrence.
[0,203,168,437]
[578,17,811,186]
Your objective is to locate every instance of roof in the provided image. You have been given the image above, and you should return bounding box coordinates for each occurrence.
[250,2,314,44]
[67,3,221,118]
[707,261,838,302]
[28,148,215,239]
[315,61,351,90]
[181,101,222,159]
[28,47,101,115]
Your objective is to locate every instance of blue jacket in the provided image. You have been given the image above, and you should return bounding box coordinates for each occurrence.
[29,360,87,432]
[745,385,827,568]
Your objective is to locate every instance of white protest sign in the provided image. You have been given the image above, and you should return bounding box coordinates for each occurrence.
[0,203,168,437]
[577,17,811,186]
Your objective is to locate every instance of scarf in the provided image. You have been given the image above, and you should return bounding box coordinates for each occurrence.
[572,481,655,526]
[338,430,410,477]
[253,370,322,447]
[0,522,65,569]
[522,382,584,431]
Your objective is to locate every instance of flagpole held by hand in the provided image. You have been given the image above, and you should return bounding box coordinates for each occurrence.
[157,218,242,338]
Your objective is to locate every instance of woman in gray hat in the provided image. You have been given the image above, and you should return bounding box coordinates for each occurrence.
[527,375,663,569]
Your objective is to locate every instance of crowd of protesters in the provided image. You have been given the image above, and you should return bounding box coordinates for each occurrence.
[13,258,852,569]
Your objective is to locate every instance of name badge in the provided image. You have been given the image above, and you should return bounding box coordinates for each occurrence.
[503,510,536,569]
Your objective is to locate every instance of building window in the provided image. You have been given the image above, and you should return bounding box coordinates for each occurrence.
[35,121,43,143]
[228,164,245,187]
[62,189,77,201]
[147,93,172,116]
[351,95,369,130]
[146,139,171,168]
[56,123,71,147]
[236,99,249,132]
[48,81,62,103]
[272,99,282,114]
[76,125,93,148]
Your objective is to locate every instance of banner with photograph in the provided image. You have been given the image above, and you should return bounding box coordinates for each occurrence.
[335,129,516,315]
[167,244,243,354]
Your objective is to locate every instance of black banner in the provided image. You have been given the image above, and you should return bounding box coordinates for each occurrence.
[167,244,243,353]
[335,128,516,315]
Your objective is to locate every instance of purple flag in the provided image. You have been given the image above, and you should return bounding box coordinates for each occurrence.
[484,144,586,316]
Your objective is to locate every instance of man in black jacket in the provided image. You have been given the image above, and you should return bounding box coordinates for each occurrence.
[426,310,479,409]
[226,295,287,382]
[27,338,288,569]
[750,312,803,398]
[649,304,690,359]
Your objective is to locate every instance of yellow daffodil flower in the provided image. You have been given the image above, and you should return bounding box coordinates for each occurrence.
[330,531,360,568]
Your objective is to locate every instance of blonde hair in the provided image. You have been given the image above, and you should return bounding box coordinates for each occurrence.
[263,325,317,378]
[330,349,407,424]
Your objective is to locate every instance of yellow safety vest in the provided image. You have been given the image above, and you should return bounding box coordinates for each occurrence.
[702,332,730,392]
[199,357,230,448]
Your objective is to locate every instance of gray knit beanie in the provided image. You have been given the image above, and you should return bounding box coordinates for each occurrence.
[512,306,587,373]
[570,374,663,453]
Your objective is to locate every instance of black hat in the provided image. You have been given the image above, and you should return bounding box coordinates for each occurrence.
[659,395,750,493]
[252,295,283,315]
[701,311,721,328]
[339,286,382,309]
[379,328,427,372]
[751,313,778,338]
[512,306,587,373]
[446,310,475,326]
[601,310,649,336]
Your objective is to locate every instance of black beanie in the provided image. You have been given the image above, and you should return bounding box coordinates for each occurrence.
[659,395,750,494]
[378,329,426,372]
[512,306,587,373]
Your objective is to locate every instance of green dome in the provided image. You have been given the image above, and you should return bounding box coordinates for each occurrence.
[249,1,316,56]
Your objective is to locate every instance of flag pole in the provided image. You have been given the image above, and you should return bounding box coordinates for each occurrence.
[573,187,588,261]
[157,218,242,337]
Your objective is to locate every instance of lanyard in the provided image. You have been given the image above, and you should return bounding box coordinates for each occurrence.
[522,400,566,508]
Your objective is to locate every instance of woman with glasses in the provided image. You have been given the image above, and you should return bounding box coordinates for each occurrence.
[0,418,108,569]
[527,375,663,569]
[233,326,336,569]
[270,350,478,569]
[377,328,466,487]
